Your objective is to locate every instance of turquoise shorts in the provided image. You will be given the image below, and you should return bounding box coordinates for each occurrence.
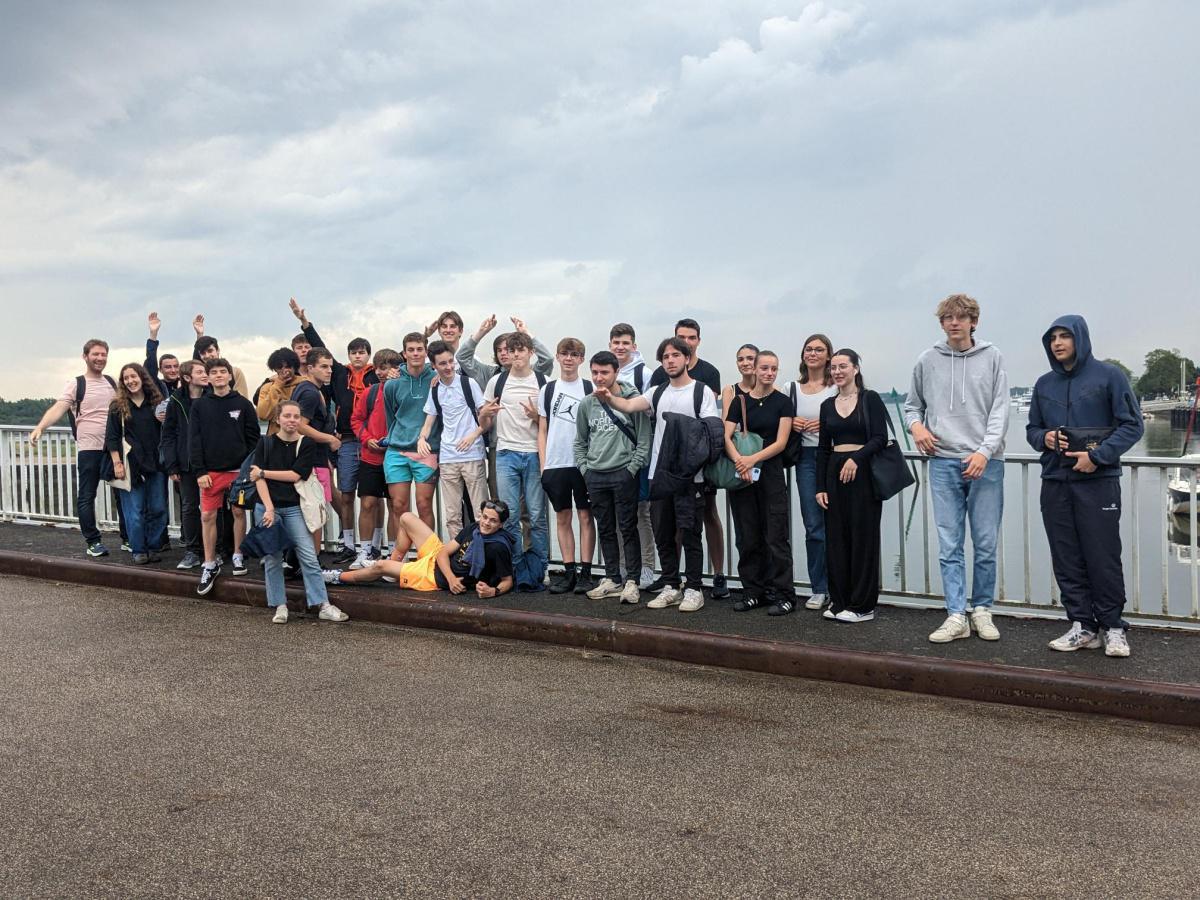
[383,449,438,485]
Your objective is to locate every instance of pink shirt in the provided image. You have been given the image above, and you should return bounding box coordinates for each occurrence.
[59,374,115,451]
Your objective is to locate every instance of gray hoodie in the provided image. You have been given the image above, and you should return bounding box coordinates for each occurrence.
[903,339,1009,460]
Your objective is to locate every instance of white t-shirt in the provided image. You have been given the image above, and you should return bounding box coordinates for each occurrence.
[648,380,719,480]
[60,374,115,452]
[423,376,486,463]
[484,371,541,453]
[787,381,836,448]
[538,378,589,470]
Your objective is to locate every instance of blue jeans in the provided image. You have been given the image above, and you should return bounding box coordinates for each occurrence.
[495,449,549,580]
[255,504,328,609]
[929,456,1004,615]
[795,446,828,594]
[118,471,168,555]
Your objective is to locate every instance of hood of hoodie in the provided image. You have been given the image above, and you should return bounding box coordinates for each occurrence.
[1041,314,1093,378]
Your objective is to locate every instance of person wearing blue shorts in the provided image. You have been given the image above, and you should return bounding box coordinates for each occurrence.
[384,332,438,533]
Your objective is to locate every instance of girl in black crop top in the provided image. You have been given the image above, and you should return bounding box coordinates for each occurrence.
[813,349,886,621]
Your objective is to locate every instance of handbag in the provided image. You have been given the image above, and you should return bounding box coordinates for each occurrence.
[704,393,762,492]
[1062,426,1114,454]
[780,383,806,468]
[861,392,917,502]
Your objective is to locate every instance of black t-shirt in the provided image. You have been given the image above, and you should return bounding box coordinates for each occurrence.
[725,389,793,442]
[649,358,722,396]
[253,434,316,507]
[434,527,514,590]
[292,380,335,466]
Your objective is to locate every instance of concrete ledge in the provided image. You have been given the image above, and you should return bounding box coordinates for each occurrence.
[4,550,1200,727]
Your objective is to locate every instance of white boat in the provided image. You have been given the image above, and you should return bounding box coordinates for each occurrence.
[1167,454,1200,514]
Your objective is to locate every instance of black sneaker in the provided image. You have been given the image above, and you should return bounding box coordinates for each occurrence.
[231,555,248,576]
[711,573,731,599]
[132,553,151,565]
[732,595,762,612]
[197,564,221,596]
[86,542,110,558]
[549,570,577,595]
[766,597,796,617]
[330,545,358,566]
[574,572,596,595]
[646,576,669,593]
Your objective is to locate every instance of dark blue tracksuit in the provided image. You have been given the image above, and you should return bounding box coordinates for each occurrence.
[1026,315,1143,631]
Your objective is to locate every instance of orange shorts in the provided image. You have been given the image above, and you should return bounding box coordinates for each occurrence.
[200,471,239,513]
[398,534,444,591]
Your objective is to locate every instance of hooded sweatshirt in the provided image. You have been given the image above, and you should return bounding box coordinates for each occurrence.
[903,339,1009,460]
[618,350,653,394]
[383,363,436,452]
[574,385,651,476]
[1025,314,1143,480]
[188,390,260,474]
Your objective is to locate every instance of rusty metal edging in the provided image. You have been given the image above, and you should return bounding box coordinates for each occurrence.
[3,551,1199,727]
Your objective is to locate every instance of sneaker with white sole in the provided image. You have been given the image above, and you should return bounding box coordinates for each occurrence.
[176,551,202,570]
[271,605,288,624]
[805,593,827,610]
[196,564,220,596]
[834,609,874,623]
[679,588,705,612]
[647,586,682,609]
[349,549,377,570]
[586,577,624,600]
[318,602,348,622]
[638,566,656,590]
[929,614,971,643]
[231,554,248,576]
[86,541,110,558]
[1048,622,1102,652]
[620,580,641,604]
[1103,627,1131,658]
[322,569,343,585]
[970,607,1000,641]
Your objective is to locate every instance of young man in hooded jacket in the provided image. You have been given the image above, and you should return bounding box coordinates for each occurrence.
[1027,315,1143,657]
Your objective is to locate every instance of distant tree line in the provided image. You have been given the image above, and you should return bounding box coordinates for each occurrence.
[0,398,60,426]
[1104,349,1197,399]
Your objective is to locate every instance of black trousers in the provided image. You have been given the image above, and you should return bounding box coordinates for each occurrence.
[1040,477,1128,631]
[587,468,640,582]
[177,472,202,553]
[729,459,793,600]
[650,481,706,591]
[76,450,128,545]
[824,452,882,614]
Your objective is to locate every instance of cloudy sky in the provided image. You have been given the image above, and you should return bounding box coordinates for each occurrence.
[2,0,1197,400]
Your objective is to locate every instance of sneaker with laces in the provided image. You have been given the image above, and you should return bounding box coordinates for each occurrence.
[318,602,349,622]
[1048,622,1102,652]
[348,550,371,570]
[970,607,1000,641]
[929,614,971,643]
[271,605,288,624]
[804,593,827,610]
[586,577,624,600]
[620,580,641,604]
[711,574,730,600]
[766,597,796,617]
[196,564,220,596]
[231,554,248,576]
[322,569,343,585]
[120,541,132,553]
[176,551,202,570]
[86,542,110,558]
[834,609,874,623]
[1104,627,1131,658]
[638,566,656,590]
[679,588,704,612]
[647,586,682,609]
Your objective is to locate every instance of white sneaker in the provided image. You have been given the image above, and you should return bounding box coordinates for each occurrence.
[805,593,827,610]
[638,566,656,590]
[834,609,874,623]
[321,569,342,584]
[620,580,641,604]
[348,550,371,570]
[318,602,348,622]
[647,586,682,609]
[586,577,624,600]
[1104,627,1131,658]
[1048,622,1102,652]
[679,588,704,612]
[929,614,971,643]
[970,607,1000,641]
[271,605,288,624]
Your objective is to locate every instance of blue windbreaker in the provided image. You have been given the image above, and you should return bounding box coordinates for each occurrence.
[1025,315,1142,480]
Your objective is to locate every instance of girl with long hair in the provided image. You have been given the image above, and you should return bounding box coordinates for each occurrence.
[105,363,166,563]
[790,333,836,610]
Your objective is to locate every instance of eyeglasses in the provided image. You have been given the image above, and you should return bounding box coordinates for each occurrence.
[803,346,826,354]
[560,351,584,358]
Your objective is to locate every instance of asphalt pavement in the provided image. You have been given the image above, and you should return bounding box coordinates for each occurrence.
[2,576,1199,898]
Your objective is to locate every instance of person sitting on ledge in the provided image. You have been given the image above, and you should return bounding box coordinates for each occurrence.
[324,500,515,598]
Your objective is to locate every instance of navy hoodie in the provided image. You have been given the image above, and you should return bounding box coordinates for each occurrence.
[1025,315,1142,480]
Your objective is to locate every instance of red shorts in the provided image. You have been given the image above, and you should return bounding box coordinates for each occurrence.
[200,470,239,513]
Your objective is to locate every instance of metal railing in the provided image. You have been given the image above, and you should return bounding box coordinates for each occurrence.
[2,425,1197,628]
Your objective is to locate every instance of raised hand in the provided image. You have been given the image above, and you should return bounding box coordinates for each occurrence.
[192,314,205,336]
[289,297,308,328]
[148,311,161,339]
[510,315,528,334]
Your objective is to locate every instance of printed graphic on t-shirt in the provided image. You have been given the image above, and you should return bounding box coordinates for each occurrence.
[229,410,241,420]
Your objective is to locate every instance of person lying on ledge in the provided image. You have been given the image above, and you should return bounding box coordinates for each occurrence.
[324,499,515,597]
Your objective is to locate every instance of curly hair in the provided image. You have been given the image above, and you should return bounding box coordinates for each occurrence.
[110,363,162,421]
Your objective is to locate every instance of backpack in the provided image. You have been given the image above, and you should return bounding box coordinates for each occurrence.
[364,382,383,420]
[632,362,646,393]
[229,437,270,510]
[67,374,117,438]
[431,373,480,424]
[493,368,546,401]
[542,379,593,418]
[650,380,706,420]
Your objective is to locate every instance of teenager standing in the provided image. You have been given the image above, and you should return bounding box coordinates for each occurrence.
[105,364,166,565]
[789,334,836,610]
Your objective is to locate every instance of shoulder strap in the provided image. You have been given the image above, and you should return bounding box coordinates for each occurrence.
[599,402,637,445]
[536,370,547,388]
[543,380,557,419]
[74,375,86,412]
[583,379,593,396]
[651,382,668,414]
[737,392,748,434]
[693,381,705,418]
[365,382,382,419]
[459,373,479,424]
[634,363,645,392]
[431,381,443,419]
[104,374,116,390]
[494,369,509,400]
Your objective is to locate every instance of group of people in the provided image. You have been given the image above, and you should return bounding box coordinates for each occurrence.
[31,295,1144,656]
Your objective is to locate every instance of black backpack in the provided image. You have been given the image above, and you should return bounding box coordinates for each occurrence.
[67,374,117,438]
[650,380,706,420]
[494,368,546,401]
[431,373,481,424]
[542,379,594,418]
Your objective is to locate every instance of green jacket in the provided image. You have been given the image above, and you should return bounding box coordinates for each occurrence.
[573,385,650,476]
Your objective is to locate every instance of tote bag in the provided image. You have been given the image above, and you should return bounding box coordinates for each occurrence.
[704,393,762,492]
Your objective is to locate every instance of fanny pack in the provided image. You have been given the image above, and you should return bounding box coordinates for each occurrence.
[1061,427,1114,454]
